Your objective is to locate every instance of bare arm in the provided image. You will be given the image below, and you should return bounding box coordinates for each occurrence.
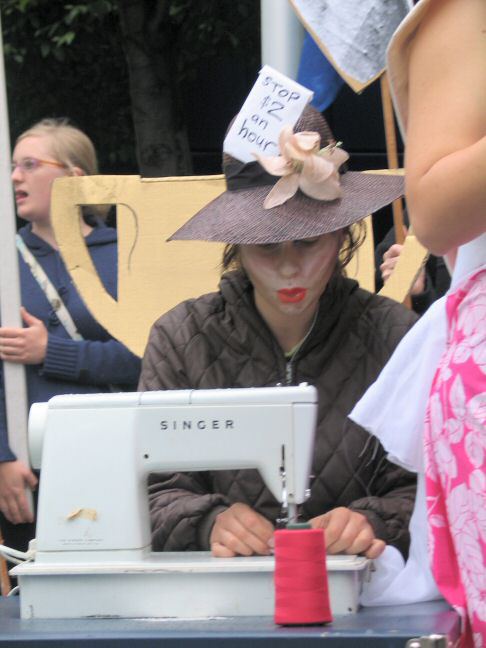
[405,0,486,255]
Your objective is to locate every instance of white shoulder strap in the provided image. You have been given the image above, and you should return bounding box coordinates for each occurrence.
[16,234,84,341]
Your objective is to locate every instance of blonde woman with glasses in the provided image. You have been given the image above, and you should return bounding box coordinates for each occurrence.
[0,119,141,553]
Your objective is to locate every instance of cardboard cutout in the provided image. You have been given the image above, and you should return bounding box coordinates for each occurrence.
[51,175,225,358]
[379,233,429,302]
[345,214,428,300]
[364,169,429,299]
[51,169,427,361]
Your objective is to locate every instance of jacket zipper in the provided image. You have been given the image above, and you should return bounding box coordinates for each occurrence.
[285,360,293,385]
[283,310,319,386]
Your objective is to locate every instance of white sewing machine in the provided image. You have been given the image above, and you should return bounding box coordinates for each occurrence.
[13,384,368,619]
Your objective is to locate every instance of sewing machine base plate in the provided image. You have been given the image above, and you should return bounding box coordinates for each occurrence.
[13,552,369,619]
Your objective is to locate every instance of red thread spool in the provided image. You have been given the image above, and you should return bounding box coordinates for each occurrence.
[274,527,332,625]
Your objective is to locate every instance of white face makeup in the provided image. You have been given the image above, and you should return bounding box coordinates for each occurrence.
[239,233,341,346]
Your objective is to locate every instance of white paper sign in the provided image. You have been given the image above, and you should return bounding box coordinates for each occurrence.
[223,65,314,164]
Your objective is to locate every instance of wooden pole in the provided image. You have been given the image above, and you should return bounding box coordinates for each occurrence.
[0,532,11,596]
[380,72,413,308]
[380,72,405,245]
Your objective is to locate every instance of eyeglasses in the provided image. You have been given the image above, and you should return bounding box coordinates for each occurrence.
[11,157,66,174]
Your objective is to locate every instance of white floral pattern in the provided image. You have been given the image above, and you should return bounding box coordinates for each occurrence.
[425,270,486,647]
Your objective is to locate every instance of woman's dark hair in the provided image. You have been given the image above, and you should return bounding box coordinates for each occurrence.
[221,222,366,276]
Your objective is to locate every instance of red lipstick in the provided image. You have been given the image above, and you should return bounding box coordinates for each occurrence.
[277,288,307,303]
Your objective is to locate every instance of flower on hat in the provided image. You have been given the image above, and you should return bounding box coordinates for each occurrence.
[254,126,349,209]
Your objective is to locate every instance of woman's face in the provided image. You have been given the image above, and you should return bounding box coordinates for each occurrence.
[239,233,341,327]
[11,135,68,225]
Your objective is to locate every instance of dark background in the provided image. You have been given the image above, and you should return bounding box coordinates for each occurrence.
[3,0,403,242]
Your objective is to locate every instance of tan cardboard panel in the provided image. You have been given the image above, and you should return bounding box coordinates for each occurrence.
[379,234,429,303]
[51,175,225,357]
[51,171,427,358]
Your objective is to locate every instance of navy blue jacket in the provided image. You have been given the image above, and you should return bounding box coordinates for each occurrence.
[0,222,141,461]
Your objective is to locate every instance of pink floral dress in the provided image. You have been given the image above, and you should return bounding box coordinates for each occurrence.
[352,1,485,644]
[425,269,486,647]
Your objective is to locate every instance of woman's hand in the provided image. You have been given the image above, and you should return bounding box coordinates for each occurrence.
[0,307,48,364]
[210,503,274,557]
[0,460,37,524]
[310,507,385,559]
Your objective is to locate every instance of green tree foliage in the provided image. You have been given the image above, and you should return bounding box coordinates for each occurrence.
[169,0,259,81]
[1,0,260,174]
[2,0,135,172]
[2,0,116,63]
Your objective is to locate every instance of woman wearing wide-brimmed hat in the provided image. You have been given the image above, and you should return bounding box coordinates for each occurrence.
[140,106,418,560]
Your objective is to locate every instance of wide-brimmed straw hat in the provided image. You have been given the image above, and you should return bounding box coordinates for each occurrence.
[169,106,403,245]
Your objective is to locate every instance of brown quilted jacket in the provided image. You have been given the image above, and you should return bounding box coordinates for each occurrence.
[139,270,418,558]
